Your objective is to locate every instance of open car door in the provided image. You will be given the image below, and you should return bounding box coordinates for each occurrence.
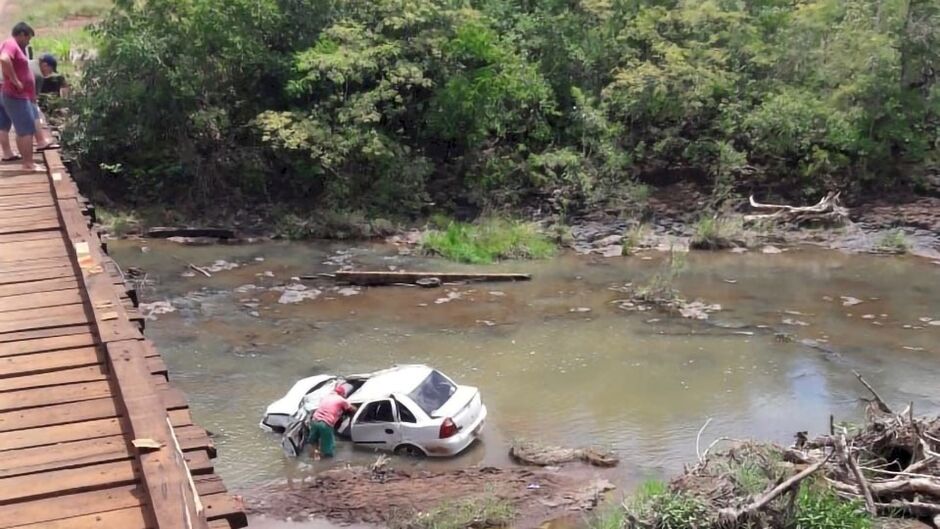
[350,399,402,451]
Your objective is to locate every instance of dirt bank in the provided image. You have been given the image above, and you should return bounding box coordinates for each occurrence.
[243,465,617,528]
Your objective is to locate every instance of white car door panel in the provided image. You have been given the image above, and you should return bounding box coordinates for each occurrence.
[350,399,401,450]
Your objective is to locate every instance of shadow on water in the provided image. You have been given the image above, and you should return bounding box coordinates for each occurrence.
[110,240,940,493]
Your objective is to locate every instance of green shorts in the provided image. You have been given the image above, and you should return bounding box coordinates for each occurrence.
[306,420,336,457]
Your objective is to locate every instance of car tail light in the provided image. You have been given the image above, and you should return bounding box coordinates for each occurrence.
[439,418,458,439]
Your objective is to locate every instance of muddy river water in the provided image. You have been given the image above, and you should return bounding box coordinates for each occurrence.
[111,241,940,499]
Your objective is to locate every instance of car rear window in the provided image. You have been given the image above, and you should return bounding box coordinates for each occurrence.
[408,370,457,416]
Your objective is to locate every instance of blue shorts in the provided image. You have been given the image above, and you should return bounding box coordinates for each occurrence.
[0,95,37,135]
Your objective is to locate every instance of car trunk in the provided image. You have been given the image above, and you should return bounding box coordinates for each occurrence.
[433,386,481,430]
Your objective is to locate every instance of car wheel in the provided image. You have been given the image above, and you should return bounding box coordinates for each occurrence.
[395,444,425,458]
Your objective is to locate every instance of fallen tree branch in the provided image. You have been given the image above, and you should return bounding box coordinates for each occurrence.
[837,435,876,515]
[189,264,212,278]
[852,370,893,414]
[696,418,713,463]
[718,453,831,523]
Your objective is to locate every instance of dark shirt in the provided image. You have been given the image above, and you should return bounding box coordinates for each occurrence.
[39,74,66,96]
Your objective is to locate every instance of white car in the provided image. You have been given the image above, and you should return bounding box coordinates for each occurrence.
[261,365,487,457]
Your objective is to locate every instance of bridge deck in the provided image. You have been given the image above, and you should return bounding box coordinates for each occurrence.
[0,150,246,529]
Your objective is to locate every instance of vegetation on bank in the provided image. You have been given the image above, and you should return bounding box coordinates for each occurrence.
[422,219,556,264]
[56,0,937,217]
[393,493,513,529]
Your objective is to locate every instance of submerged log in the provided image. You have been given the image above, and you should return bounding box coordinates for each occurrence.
[146,227,236,239]
[334,270,531,286]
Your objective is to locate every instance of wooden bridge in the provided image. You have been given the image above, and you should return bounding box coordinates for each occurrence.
[0,150,247,528]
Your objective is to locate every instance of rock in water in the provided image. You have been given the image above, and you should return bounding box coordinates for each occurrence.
[510,440,619,468]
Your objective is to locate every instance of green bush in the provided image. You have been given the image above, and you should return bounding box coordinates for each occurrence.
[690,217,745,250]
[795,485,871,529]
[876,230,910,254]
[66,0,939,214]
[422,218,556,264]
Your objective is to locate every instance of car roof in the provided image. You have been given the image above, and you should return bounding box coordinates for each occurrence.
[350,364,433,403]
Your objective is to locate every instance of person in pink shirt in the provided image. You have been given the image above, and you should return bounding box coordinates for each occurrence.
[307,384,357,458]
[0,22,44,172]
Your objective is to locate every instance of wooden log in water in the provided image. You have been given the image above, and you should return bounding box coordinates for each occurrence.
[334,270,531,286]
[145,227,236,239]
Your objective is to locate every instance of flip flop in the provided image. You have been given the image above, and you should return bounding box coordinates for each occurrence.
[1,154,21,162]
[21,164,46,173]
[36,143,60,151]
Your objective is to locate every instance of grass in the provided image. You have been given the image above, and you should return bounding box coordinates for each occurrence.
[422,218,556,264]
[18,0,113,29]
[690,216,745,250]
[613,480,709,529]
[795,483,871,529]
[634,248,686,302]
[396,494,514,529]
[876,229,910,254]
[97,209,139,237]
[622,223,649,256]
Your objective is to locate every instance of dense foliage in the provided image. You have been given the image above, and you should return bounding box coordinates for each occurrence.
[69,0,940,214]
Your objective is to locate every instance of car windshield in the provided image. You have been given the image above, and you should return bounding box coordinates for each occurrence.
[407,370,457,415]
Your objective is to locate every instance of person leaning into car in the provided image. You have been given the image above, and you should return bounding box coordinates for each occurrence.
[306,384,357,459]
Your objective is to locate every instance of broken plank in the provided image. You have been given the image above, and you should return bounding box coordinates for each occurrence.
[333,270,532,286]
[194,474,228,496]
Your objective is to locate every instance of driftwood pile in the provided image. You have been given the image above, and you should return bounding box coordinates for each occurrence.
[627,373,940,528]
[745,192,850,226]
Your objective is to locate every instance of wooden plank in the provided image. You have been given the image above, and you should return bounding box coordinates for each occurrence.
[0,257,73,274]
[0,218,59,234]
[185,450,213,475]
[168,408,194,428]
[0,289,84,313]
[10,506,149,529]
[0,207,57,222]
[0,277,78,298]
[106,340,209,529]
[0,235,67,253]
[0,417,122,451]
[0,364,107,393]
[0,229,60,244]
[0,459,138,505]
[0,303,87,324]
[0,304,92,335]
[0,435,130,479]
[0,331,95,357]
[0,265,76,286]
[202,493,247,527]
[0,324,93,346]
[0,395,117,432]
[194,474,227,496]
[0,380,112,412]
[0,345,101,377]
[0,484,145,528]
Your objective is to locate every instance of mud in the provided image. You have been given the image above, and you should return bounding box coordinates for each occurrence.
[244,465,617,528]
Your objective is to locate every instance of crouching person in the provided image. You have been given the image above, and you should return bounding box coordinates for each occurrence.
[307,384,356,459]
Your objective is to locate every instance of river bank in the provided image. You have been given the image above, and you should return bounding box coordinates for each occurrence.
[98,183,940,261]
